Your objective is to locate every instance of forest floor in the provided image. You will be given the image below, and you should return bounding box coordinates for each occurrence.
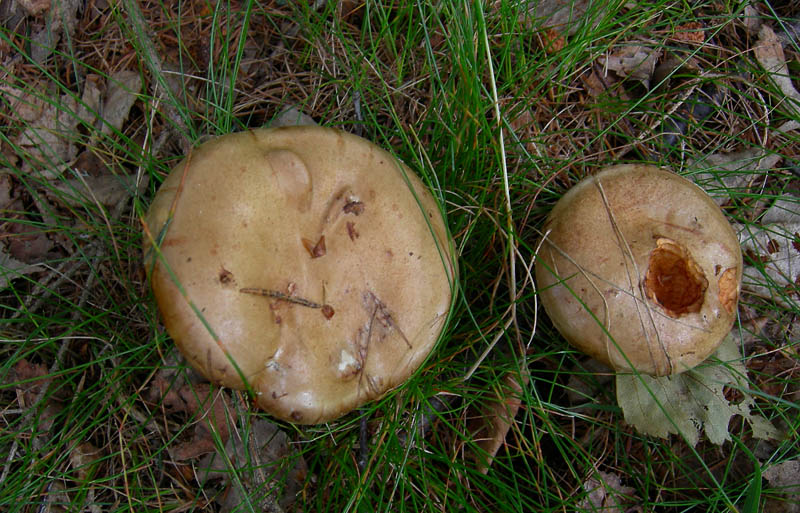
[1,1,799,512]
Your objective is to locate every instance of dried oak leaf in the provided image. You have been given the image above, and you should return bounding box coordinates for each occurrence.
[524,0,592,36]
[7,359,65,447]
[12,91,81,176]
[69,442,103,482]
[29,0,81,64]
[0,246,44,290]
[18,0,51,17]
[8,359,50,404]
[269,105,317,128]
[671,22,704,44]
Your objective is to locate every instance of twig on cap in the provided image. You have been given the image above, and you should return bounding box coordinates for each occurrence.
[239,288,321,308]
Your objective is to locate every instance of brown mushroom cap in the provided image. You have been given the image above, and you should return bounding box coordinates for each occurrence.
[535,164,742,376]
[143,126,456,423]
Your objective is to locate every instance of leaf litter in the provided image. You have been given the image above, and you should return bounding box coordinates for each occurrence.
[1,68,146,290]
[763,459,800,513]
[689,147,782,206]
[577,471,640,513]
[737,197,800,307]
[3,0,800,509]
[147,352,307,510]
[600,44,660,89]
[754,24,800,133]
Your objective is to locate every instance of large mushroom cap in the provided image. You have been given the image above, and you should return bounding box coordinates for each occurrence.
[144,126,456,424]
[535,164,742,376]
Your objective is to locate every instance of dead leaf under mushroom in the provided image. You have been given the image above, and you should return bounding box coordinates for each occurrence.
[616,335,779,446]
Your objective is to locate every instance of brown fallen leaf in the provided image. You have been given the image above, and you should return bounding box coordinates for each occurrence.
[13,91,80,177]
[539,27,566,53]
[1,85,48,122]
[741,5,762,35]
[0,172,14,210]
[512,0,597,54]
[269,105,317,128]
[17,0,51,17]
[671,22,704,44]
[523,0,592,36]
[471,368,529,474]
[2,217,54,264]
[0,249,44,290]
[69,442,103,482]
[69,441,104,513]
[9,359,51,404]
[6,359,66,453]
[581,67,622,98]
[754,25,800,111]
[76,76,103,130]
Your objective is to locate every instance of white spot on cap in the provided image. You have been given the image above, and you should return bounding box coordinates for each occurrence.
[336,349,362,380]
[338,350,357,373]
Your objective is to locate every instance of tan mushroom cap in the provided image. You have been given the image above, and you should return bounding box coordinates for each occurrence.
[144,126,456,423]
[535,164,742,376]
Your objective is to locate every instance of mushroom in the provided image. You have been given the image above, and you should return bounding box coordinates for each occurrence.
[534,164,742,376]
[143,126,456,424]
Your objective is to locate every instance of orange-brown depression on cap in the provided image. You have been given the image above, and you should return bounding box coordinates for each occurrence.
[535,164,742,376]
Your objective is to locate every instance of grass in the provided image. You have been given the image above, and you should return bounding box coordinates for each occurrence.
[1,0,799,511]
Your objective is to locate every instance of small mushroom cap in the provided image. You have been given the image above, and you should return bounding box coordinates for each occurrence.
[144,127,456,423]
[535,164,742,376]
